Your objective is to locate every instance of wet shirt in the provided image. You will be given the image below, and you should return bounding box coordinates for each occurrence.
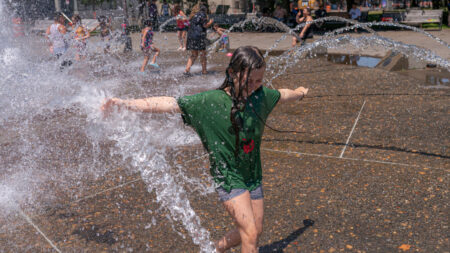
[177,87,281,192]
[49,23,66,49]
[141,29,154,48]
[161,4,170,16]
[349,8,361,20]
[188,12,207,39]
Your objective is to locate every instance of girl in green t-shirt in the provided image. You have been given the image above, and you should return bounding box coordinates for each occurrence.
[101,46,308,253]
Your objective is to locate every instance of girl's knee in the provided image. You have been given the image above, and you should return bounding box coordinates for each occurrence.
[241,224,259,243]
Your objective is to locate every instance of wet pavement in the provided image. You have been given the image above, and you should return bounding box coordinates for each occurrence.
[1,34,449,252]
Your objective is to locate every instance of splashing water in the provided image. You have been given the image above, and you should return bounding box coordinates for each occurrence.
[1,1,449,251]
[323,21,450,49]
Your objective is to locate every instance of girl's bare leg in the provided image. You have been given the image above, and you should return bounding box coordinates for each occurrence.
[292,36,298,47]
[177,31,183,49]
[215,192,264,253]
[151,48,160,64]
[140,55,150,72]
[182,30,187,49]
[200,50,207,74]
[185,50,198,73]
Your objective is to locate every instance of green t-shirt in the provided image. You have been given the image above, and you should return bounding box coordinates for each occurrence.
[177,86,281,192]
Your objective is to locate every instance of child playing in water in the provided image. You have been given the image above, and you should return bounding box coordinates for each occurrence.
[213,24,230,53]
[140,20,160,72]
[46,12,67,58]
[90,15,112,53]
[71,15,90,61]
[173,4,188,51]
[101,46,308,253]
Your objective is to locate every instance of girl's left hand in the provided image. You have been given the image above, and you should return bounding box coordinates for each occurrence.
[295,87,308,98]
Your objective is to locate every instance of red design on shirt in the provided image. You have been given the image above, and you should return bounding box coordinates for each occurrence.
[242,138,255,154]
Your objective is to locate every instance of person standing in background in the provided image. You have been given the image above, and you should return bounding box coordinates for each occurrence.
[148,0,159,30]
[184,4,213,75]
[161,1,171,17]
[349,3,361,21]
[273,4,288,23]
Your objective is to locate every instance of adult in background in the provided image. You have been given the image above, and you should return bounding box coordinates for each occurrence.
[348,3,361,32]
[184,4,213,76]
[288,2,301,27]
[291,7,313,47]
[314,4,328,32]
[148,0,159,30]
[349,3,361,21]
[315,4,327,18]
[160,1,171,17]
[273,3,288,23]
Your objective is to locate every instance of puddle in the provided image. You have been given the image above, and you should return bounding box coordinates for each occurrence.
[398,69,450,89]
[327,54,381,68]
[425,75,449,88]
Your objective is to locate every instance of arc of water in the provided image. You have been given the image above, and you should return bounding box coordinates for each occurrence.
[262,16,378,58]
[292,16,376,34]
[264,34,450,87]
[158,17,177,32]
[206,16,303,58]
[197,15,376,59]
[322,21,450,49]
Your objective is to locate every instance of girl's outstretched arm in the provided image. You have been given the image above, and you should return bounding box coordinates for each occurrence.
[101,97,181,116]
[278,87,308,103]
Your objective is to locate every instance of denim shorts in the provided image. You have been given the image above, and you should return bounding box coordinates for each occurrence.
[216,185,264,202]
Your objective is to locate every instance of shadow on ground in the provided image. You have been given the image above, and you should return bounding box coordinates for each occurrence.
[259,219,315,253]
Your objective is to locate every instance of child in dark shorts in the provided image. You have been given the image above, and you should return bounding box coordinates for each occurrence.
[102,46,309,252]
[140,20,160,72]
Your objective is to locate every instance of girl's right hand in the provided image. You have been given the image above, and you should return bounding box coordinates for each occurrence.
[101,98,122,118]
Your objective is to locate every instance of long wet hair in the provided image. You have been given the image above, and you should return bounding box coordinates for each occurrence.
[189,3,207,20]
[218,46,266,156]
[173,4,181,16]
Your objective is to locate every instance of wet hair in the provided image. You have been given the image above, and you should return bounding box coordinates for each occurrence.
[54,12,64,22]
[217,46,266,156]
[143,19,152,28]
[72,14,81,25]
[173,4,181,15]
[97,15,108,24]
[303,8,311,15]
[189,3,207,19]
[200,4,208,13]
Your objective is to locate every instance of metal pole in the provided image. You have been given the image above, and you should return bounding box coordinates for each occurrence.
[55,0,61,12]
[122,0,129,21]
[122,0,132,52]
[74,0,79,14]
